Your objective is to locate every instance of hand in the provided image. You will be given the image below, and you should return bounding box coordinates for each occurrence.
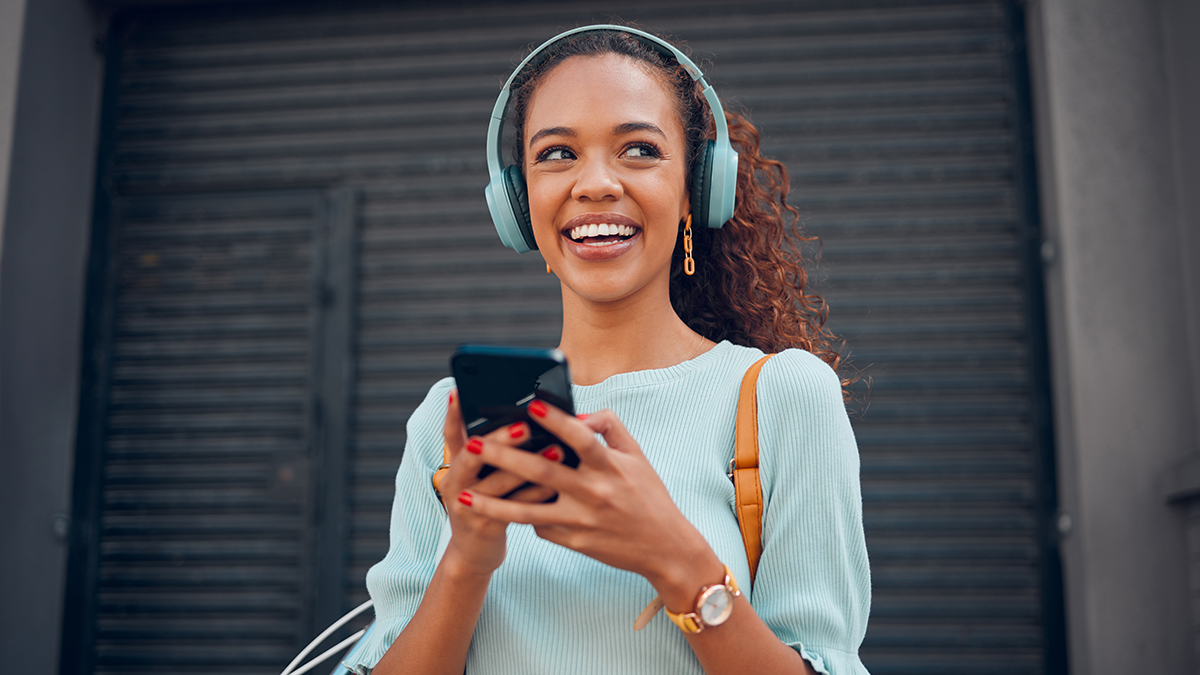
[437,391,566,577]
[456,400,717,599]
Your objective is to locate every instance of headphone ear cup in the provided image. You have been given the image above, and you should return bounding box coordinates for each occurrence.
[690,140,714,229]
[503,164,537,251]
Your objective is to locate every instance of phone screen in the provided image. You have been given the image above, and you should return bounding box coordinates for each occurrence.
[451,345,580,476]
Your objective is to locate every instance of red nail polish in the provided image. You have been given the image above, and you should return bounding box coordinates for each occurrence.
[448,391,455,405]
[458,492,472,506]
[508,422,526,439]
[541,446,561,462]
[467,438,483,455]
[577,413,589,421]
[529,400,548,418]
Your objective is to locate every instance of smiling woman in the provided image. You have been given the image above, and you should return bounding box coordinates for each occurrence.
[353,25,871,675]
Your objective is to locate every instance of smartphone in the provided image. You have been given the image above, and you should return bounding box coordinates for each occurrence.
[450,344,580,479]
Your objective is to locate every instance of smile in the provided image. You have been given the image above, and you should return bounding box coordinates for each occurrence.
[566,223,639,245]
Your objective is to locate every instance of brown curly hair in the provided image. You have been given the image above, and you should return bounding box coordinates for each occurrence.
[510,29,843,376]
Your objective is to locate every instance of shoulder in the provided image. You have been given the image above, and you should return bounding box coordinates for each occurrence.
[755,349,844,413]
[409,377,456,424]
[403,377,456,465]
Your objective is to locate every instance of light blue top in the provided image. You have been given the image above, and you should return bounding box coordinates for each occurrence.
[356,341,871,674]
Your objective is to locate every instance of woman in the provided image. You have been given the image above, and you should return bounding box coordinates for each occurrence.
[355,26,870,675]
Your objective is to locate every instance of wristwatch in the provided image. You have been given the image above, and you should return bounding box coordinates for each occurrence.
[665,564,741,634]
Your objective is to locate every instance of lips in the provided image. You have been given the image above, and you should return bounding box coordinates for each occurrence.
[559,213,641,260]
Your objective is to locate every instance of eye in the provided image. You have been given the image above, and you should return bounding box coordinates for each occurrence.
[536,146,576,162]
[622,143,661,159]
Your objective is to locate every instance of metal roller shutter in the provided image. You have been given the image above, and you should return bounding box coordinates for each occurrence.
[68,1,1062,673]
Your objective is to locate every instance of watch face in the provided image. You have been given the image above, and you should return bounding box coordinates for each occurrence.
[698,586,734,626]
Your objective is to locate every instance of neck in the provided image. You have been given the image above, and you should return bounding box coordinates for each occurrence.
[557,281,710,386]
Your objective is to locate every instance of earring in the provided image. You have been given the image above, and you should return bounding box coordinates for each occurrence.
[683,214,695,276]
[546,262,552,274]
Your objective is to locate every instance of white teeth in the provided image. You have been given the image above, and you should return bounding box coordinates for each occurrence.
[566,223,637,241]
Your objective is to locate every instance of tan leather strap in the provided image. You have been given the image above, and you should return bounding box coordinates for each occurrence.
[436,354,773,608]
[734,354,773,583]
[635,353,774,631]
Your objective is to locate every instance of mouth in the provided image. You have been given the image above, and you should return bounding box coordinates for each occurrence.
[563,222,640,246]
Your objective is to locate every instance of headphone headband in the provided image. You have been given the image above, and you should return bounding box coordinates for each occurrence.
[485,25,739,253]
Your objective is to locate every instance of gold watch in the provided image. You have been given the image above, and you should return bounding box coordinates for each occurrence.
[666,564,741,634]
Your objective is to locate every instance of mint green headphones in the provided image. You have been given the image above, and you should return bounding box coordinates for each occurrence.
[484,25,739,253]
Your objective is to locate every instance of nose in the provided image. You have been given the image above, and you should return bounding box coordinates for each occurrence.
[571,156,623,203]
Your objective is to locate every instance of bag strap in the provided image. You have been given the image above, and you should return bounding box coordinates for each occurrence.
[733,354,773,583]
[433,353,774,583]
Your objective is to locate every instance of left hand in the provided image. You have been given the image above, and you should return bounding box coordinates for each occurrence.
[457,400,718,595]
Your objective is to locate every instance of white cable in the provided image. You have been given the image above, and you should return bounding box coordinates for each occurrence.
[280,599,374,675]
[288,628,367,675]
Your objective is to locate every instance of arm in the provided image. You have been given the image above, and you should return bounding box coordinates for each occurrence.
[458,403,817,675]
[366,386,565,675]
[750,350,871,674]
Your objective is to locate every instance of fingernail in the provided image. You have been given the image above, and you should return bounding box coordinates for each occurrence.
[458,492,473,506]
[529,400,548,418]
[541,446,562,462]
[448,391,455,405]
[577,413,589,421]
[508,422,527,439]
[467,438,483,455]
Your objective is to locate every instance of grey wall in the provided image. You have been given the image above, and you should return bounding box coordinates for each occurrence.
[1161,0,1200,432]
[1027,0,1200,672]
[0,0,103,670]
[0,0,29,260]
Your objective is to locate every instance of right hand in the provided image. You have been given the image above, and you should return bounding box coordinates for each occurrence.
[437,390,564,576]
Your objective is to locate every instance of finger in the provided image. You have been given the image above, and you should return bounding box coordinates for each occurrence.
[458,489,562,527]
[526,399,612,468]
[442,389,466,458]
[442,418,529,497]
[505,483,558,504]
[466,432,577,494]
[579,409,643,457]
[470,444,565,498]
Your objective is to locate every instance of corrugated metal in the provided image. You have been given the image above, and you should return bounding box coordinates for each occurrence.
[96,193,326,674]
[80,1,1058,673]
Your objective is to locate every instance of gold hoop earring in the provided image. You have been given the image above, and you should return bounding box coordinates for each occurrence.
[683,214,695,276]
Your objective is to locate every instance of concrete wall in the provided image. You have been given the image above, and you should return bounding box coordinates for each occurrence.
[0,0,103,669]
[1027,0,1200,672]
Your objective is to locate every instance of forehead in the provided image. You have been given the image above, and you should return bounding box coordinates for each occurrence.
[523,53,683,140]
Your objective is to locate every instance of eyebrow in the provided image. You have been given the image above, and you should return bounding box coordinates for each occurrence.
[613,122,667,138]
[529,126,576,146]
[527,122,668,147]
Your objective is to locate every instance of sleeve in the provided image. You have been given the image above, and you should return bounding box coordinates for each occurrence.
[749,350,871,675]
[352,377,457,669]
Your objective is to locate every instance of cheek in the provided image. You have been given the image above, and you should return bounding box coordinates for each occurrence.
[525,172,562,225]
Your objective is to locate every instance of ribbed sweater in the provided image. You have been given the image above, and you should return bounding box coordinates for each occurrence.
[356,341,871,674]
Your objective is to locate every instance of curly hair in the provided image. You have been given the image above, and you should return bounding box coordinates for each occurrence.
[509,29,843,377]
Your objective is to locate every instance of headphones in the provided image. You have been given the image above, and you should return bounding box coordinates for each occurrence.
[484,25,739,253]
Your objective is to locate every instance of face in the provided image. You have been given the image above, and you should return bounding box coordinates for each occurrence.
[523,53,690,306]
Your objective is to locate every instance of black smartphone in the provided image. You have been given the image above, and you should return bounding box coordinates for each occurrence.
[450,345,580,479]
